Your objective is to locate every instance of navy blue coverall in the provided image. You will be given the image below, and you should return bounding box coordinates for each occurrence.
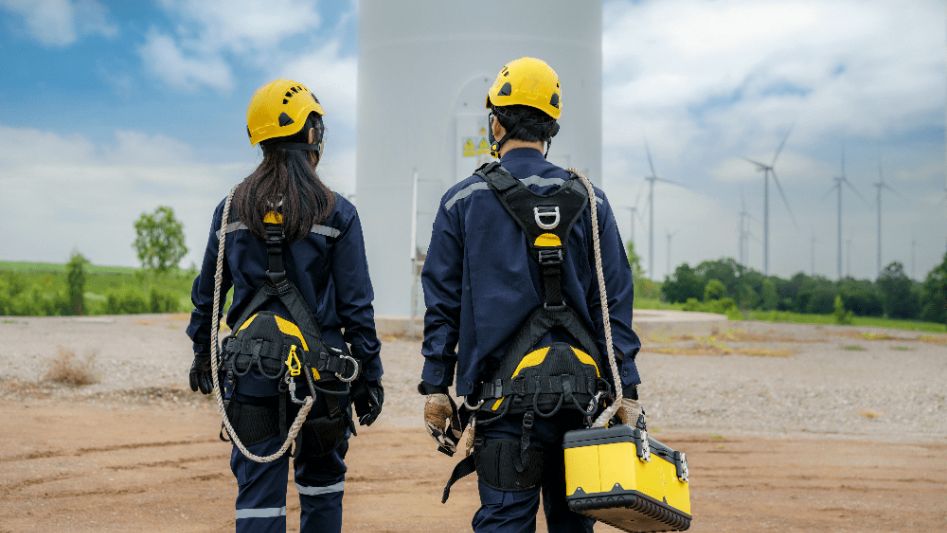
[421,148,641,532]
[187,193,381,533]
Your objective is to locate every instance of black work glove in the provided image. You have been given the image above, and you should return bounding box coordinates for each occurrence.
[188,353,213,395]
[351,379,384,426]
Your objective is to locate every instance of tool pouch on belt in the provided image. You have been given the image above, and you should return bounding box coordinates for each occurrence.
[475,439,544,491]
[298,400,352,457]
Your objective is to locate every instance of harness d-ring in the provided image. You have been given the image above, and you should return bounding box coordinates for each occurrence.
[463,397,485,410]
[334,354,359,383]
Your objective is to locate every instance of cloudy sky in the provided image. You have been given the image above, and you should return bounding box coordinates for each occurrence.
[0,0,943,281]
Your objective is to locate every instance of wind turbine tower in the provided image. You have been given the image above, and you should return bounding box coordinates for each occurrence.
[872,156,900,277]
[644,141,686,279]
[744,127,796,274]
[827,147,867,280]
[665,229,679,277]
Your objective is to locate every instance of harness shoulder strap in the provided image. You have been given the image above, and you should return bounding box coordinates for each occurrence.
[477,163,589,308]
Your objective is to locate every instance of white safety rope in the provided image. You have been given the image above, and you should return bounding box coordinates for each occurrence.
[210,186,314,463]
[573,172,623,428]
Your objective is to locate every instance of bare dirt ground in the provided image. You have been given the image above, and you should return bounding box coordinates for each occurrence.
[1,314,946,532]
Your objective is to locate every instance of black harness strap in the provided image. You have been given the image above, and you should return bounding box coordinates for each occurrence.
[475,162,589,309]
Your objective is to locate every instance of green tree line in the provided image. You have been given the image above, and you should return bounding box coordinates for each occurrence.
[655,250,946,326]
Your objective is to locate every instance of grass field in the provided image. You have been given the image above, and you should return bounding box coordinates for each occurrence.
[1,261,944,333]
[636,296,944,333]
[742,309,946,333]
[0,260,195,316]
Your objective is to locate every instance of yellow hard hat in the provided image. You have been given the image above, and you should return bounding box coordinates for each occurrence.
[246,79,325,145]
[485,57,561,120]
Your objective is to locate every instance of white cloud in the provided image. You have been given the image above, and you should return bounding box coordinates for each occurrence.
[140,31,234,91]
[0,125,249,267]
[142,0,323,91]
[157,0,321,54]
[0,0,116,46]
[272,40,357,128]
[602,0,946,279]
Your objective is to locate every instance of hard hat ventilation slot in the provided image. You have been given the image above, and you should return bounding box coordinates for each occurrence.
[285,91,293,98]
[291,87,299,93]
[278,112,294,127]
[498,82,513,96]
[550,93,560,108]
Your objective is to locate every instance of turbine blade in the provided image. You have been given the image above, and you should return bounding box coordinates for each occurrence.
[843,178,869,205]
[883,183,906,199]
[743,156,769,170]
[633,181,645,209]
[645,139,657,178]
[655,176,688,189]
[770,169,797,227]
[771,124,794,167]
[840,145,846,178]
[821,184,837,201]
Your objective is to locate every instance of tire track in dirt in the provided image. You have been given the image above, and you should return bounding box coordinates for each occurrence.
[0,438,219,464]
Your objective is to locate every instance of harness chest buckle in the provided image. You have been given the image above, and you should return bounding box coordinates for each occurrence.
[537,249,563,265]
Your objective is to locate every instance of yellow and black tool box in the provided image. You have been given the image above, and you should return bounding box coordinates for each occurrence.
[563,425,691,532]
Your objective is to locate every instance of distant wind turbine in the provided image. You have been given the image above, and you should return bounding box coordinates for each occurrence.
[737,187,759,267]
[618,182,646,249]
[809,232,819,275]
[665,228,680,277]
[743,126,797,275]
[872,155,902,277]
[824,146,868,280]
[644,140,687,279]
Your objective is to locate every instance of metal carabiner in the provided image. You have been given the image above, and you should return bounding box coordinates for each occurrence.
[334,354,360,383]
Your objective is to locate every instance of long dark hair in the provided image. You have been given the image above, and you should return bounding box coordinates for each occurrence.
[233,113,335,241]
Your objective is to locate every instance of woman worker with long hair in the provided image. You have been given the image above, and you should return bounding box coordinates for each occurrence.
[186,79,383,533]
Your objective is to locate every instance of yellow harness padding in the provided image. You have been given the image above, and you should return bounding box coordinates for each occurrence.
[263,211,284,224]
[490,346,601,411]
[239,313,320,380]
[534,233,562,247]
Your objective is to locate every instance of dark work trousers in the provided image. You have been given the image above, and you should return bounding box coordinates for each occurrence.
[230,434,348,533]
[472,411,595,533]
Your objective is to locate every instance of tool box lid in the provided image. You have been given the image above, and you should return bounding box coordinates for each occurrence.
[563,425,636,448]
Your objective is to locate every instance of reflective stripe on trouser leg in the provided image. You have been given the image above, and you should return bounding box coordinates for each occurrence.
[295,438,348,533]
[295,480,344,496]
[231,435,289,533]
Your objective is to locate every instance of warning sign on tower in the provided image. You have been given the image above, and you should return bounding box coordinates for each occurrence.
[461,126,491,158]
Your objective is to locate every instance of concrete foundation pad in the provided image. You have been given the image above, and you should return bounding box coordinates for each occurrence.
[375,309,728,339]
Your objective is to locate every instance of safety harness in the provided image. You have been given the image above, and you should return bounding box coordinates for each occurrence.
[441,162,614,501]
[209,191,359,464]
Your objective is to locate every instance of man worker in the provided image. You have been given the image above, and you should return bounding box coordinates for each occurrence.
[418,57,643,532]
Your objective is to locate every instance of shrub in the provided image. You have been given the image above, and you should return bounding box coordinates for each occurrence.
[66,251,89,315]
[106,288,149,314]
[877,262,920,319]
[149,287,182,313]
[833,295,853,325]
[703,279,726,301]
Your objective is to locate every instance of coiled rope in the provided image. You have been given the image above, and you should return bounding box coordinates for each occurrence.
[209,186,314,462]
[572,172,623,428]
